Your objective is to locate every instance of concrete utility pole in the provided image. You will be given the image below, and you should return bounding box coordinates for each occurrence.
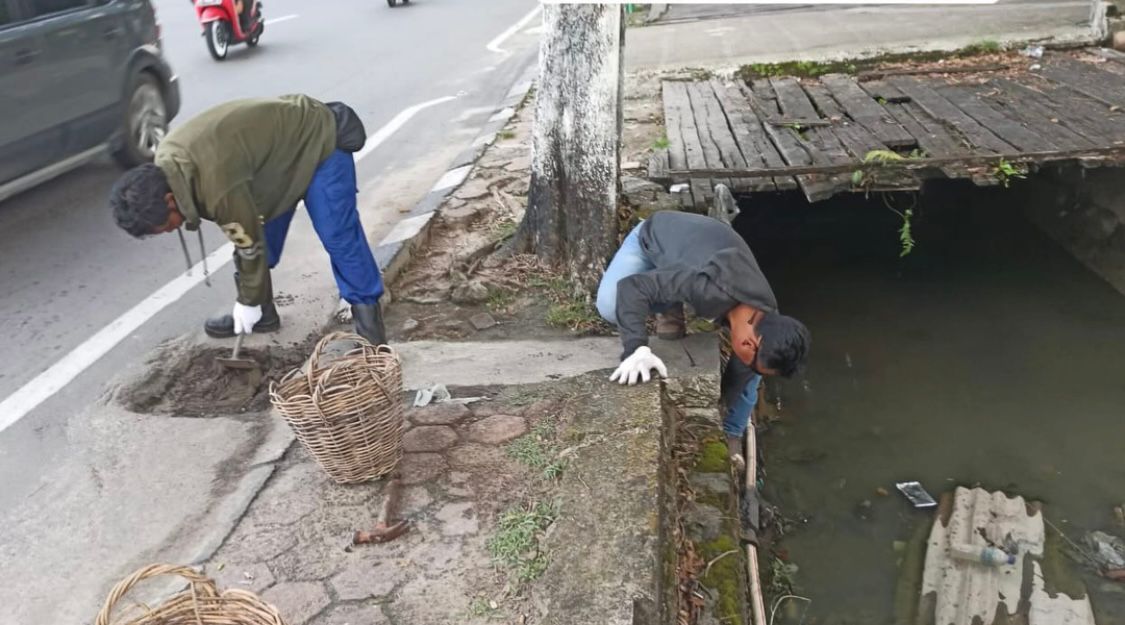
[514,4,625,294]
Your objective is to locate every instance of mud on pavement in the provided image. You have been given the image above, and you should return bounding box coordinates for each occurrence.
[116,336,317,418]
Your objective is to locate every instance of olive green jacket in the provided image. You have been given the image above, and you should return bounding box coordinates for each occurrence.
[155,94,336,305]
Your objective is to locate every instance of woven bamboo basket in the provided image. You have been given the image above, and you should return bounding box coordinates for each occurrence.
[269,332,404,484]
[95,564,285,625]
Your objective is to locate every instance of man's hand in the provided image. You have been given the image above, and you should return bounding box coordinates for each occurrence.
[610,346,669,385]
[232,302,263,334]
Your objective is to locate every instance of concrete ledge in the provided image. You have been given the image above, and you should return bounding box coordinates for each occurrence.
[396,334,719,391]
[532,374,667,625]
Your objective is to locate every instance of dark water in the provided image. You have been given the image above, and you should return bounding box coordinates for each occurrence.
[735,183,1125,624]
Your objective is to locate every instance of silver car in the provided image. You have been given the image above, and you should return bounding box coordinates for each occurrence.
[0,0,181,202]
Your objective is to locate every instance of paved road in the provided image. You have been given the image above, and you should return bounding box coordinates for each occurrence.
[0,0,538,621]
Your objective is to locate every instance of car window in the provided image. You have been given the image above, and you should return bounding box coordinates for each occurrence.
[26,0,91,19]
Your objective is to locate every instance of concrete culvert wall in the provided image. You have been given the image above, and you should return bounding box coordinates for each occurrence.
[1016,165,1125,296]
[724,176,1125,624]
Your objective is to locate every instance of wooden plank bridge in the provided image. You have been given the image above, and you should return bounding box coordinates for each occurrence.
[649,49,1125,206]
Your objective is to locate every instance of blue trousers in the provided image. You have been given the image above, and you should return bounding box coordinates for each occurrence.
[596,222,761,438]
[261,150,384,305]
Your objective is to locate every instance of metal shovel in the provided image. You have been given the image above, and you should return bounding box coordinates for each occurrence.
[216,334,263,388]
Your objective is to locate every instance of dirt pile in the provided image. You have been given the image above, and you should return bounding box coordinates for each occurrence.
[118,339,313,417]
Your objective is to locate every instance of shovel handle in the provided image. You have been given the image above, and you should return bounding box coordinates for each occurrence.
[231,333,245,359]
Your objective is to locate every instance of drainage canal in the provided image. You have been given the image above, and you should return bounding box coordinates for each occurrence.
[733,177,1125,623]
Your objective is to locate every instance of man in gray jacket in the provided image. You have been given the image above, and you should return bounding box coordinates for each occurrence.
[596,211,810,465]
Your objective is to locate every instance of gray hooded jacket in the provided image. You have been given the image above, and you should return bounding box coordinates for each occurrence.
[614,211,778,357]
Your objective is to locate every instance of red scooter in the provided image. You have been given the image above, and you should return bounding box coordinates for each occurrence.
[192,0,264,60]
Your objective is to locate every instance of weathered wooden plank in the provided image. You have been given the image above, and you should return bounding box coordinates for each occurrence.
[769,77,820,121]
[804,83,884,157]
[685,82,728,170]
[647,148,670,181]
[1006,78,1125,144]
[809,84,924,188]
[665,82,714,202]
[688,82,750,194]
[937,84,1060,152]
[660,82,689,170]
[888,77,1016,154]
[880,101,974,180]
[821,74,916,147]
[769,79,856,199]
[690,178,709,208]
[1038,57,1125,108]
[862,80,911,103]
[1026,79,1125,143]
[743,81,821,196]
[709,80,789,191]
[668,82,709,171]
[980,80,1097,150]
[663,144,1125,177]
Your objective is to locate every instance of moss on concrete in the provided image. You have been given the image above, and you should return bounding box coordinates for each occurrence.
[736,42,1015,81]
[695,439,730,473]
[700,534,745,625]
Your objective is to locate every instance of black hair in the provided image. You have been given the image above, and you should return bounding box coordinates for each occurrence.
[757,312,811,378]
[110,163,172,237]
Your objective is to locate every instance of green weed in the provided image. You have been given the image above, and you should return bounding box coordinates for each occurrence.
[653,136,670,149]
[467,597,500,619]
[488,500,559,582]
[486,289,516,313]
[993,158,1027,187]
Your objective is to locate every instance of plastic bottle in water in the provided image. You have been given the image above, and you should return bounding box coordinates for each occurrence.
[950,543,1017,567]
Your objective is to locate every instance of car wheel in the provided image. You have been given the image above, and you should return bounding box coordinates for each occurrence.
[112,73,167,168]
[205,21,230,60]
[387,0,398,7]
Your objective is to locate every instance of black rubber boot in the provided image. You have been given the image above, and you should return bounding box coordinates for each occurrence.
[352,303,387,346]
[204,301,281,338]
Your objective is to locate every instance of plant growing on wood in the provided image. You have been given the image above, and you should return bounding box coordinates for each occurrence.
[653,136,670,149]
[993,158,1027,187]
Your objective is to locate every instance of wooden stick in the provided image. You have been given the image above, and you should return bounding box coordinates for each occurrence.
[857,63,1012,81]
[658,145,1125,180]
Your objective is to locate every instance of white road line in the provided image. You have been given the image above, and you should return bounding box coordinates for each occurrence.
[355,95,458,162]
[265,14,298,25]
[486,5,542,54]
[0,243,233,433]
[430,165,472,193]
[0,95,458,434]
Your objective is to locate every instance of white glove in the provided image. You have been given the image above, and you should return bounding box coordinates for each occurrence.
[610,346,669,385]
[232,302,263,335]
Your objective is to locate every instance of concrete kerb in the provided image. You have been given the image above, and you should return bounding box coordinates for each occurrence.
[372,66,537,295]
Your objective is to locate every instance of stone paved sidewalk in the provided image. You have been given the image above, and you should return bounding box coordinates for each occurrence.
[206,395,553,625]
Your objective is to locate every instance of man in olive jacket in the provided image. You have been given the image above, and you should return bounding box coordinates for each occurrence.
[109,94,385,344]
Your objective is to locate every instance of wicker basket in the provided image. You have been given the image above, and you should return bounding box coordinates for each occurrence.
[270,332,405,484]
[95,564,285,625]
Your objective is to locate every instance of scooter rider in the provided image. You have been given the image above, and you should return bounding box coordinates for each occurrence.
[109,94,387,345]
